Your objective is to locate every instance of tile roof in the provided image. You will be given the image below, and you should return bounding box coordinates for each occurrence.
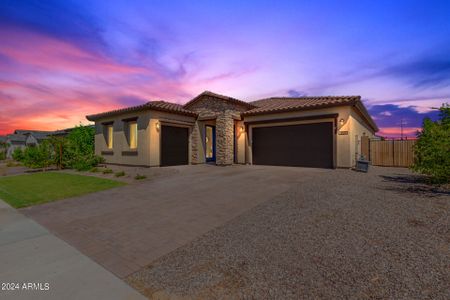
[6,134,27,143]
[86,100,197,121]
[243,96,360,116]
[183,91,256,109]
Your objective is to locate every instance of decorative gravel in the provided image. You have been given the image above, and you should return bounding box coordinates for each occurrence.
[127,167,449,299]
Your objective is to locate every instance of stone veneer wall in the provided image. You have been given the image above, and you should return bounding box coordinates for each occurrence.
[187,95,249,165]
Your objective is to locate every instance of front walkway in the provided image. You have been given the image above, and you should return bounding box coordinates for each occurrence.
[0,199,144,300]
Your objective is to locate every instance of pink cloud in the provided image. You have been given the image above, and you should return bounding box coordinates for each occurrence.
[0,27,145,75]
[377,127,420,139]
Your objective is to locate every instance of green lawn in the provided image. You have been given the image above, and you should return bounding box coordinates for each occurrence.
[0,172,126,208]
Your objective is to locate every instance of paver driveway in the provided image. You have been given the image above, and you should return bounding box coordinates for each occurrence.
[21,165,328,278]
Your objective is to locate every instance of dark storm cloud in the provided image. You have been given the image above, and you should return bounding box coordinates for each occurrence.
[381,50,450,88]
[368,104,440,128]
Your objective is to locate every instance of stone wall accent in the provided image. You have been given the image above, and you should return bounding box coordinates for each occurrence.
[188,95,248,165]
[215,110,235,165]
[190,121,201,164]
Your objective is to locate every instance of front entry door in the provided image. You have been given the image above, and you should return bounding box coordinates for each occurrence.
[205,125,216,163]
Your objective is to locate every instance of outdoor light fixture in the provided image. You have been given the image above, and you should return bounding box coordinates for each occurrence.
[240,125,245,133]
[156,122,160,131]
[339,119,345,126]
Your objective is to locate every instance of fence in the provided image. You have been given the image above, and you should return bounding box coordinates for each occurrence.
[361,137,416,167]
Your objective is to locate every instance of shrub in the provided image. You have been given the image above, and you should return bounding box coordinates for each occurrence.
[0,151,5,161]
[115,171,125,177]
[412,103,450,183]
[89,167,99,173]
[22,141,54,170]
[12,148,25,162]
[102,168,113,174]
[134,174,146,180]
[62,125,104,171]
[6,161,21,167]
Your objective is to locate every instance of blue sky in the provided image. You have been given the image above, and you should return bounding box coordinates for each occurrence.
[0,0,449,137]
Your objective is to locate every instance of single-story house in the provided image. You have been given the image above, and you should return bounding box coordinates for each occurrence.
[86,91,378,169]
[5,130,55,158]
[5,134,27,158]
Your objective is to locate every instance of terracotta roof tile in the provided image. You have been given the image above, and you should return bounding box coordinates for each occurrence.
[86,100,197,121]
[183,91,256,109]
[243,96,360,116]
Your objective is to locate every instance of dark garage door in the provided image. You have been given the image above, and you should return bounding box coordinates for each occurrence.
[252,122,333,168]
[161,125,189,166]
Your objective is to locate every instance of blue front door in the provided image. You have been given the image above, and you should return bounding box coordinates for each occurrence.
[205,125,216,162]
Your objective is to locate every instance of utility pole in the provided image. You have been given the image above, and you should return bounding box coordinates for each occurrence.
[400,119,404,140]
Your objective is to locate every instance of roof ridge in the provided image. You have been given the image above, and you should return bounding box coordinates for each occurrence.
[184,90,256,109]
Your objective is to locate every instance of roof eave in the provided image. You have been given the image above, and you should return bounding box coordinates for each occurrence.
[353,100,379,132]
[241,101,357,117]
[86,105,197,122]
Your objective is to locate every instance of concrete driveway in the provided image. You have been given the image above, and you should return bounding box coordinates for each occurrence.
[21,165,329,278]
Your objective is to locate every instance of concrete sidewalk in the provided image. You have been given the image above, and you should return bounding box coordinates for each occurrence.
[0,199,145,300]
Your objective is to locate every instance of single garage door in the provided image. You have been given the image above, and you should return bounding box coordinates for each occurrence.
[252,122,333,168]
[161,125,189,166]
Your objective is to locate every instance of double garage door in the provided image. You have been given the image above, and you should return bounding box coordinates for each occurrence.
[161,125,189,166]
[252,122,334,169]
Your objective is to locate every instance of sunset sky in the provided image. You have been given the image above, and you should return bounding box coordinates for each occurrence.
[1,0,449,137]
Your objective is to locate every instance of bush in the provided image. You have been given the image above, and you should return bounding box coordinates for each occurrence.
[115,171,125,177]
[12,148,25,162]
[6,161,21,167]
[22,141,54,170]
[134,174,146,180]
[102,168,113,174]
[0,151,5,161]
[89,167,99,173]
[412,103,450,183]
[62,125,104,171]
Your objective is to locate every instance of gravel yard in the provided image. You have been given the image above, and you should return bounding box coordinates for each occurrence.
[127,167,449,299]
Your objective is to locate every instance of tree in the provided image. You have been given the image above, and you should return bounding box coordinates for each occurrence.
[22,141,54,170]
[0,141,6,160]
[413,103,450,183]
[12,148,25,162]
[63,125,104,170]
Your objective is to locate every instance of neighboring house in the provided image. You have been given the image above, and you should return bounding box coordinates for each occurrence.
[86,91,378,169]
[5,134,27,158]
[5,130,55,158]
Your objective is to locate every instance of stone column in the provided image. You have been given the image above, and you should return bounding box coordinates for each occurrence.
[215,111,234,165]
[190,121,200,164]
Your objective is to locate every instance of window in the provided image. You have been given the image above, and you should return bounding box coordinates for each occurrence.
[107,125,113,149]
[129,121,138,149]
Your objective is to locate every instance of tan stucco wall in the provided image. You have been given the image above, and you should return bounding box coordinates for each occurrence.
[94,110,195,166]
[93,102,376,169]
[348,107,376,166]
[242,106,354,168]
[235,120,246,164]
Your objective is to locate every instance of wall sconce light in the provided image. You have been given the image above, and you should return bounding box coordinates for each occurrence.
[239,125,245,133]
[339,119,345,126]
[156,121,160,131]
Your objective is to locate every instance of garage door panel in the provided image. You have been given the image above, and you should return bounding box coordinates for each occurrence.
[252,122,333,168]
[161,125,189,166]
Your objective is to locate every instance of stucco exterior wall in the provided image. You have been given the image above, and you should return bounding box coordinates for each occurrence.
[94,110,195,166]
[348,107,376,166]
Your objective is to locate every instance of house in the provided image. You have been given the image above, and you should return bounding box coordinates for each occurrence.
[5,130,55,158]
[86,91,378,169]
[5,134,27,158]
